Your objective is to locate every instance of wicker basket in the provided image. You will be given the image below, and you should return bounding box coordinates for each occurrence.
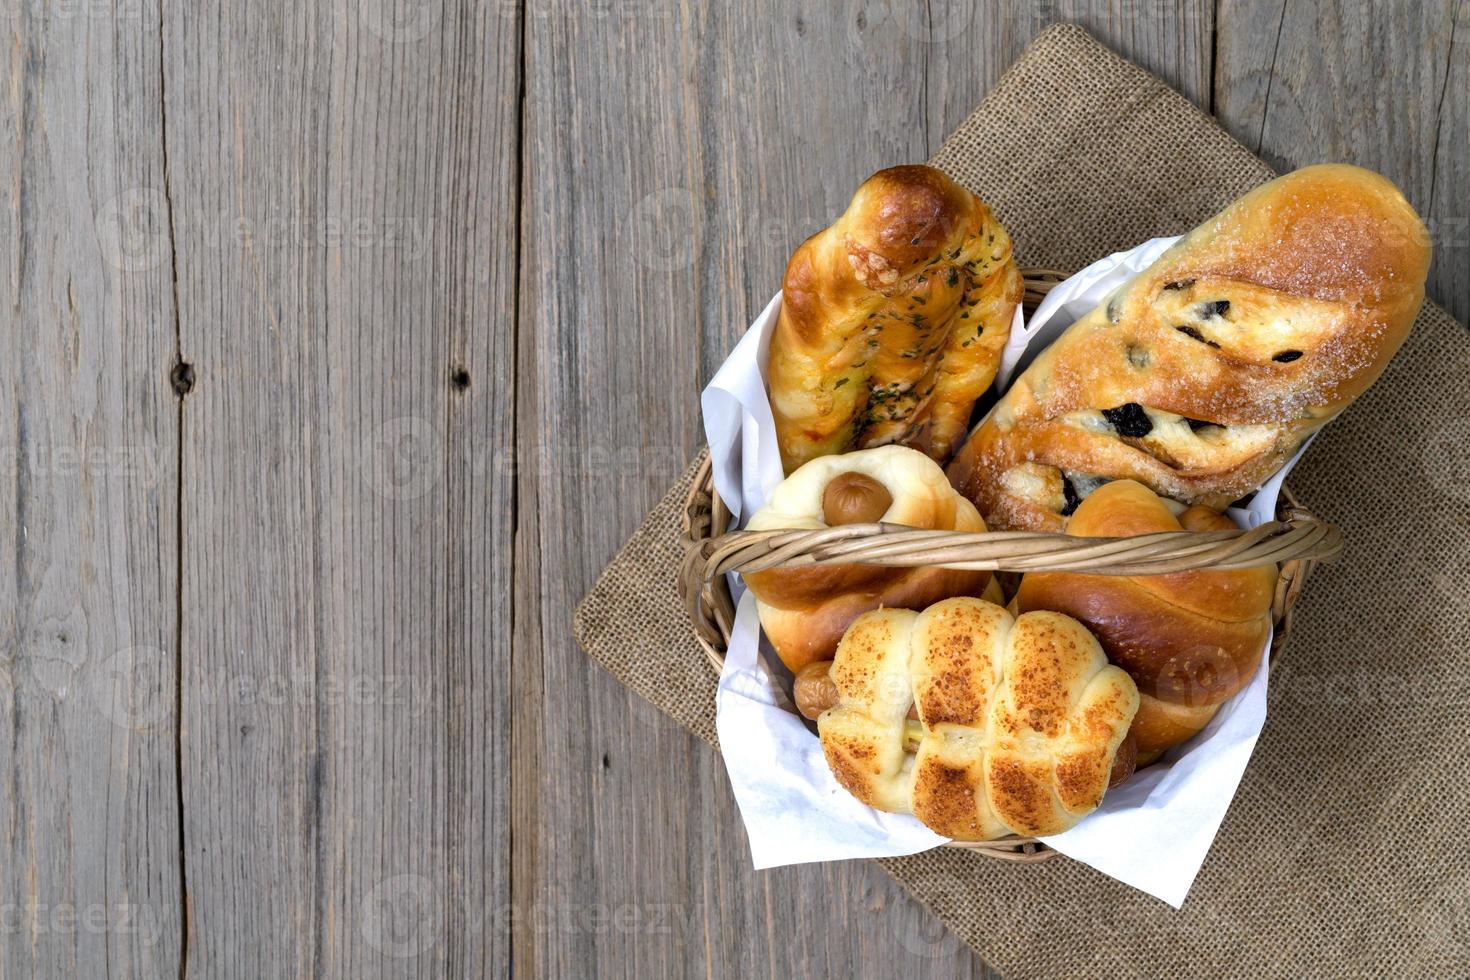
[676,269,1345,862]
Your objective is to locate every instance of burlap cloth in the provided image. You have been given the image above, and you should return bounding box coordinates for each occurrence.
[574,24,1470,979]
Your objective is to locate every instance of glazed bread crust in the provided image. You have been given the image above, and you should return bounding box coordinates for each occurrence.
[1014,480,1277,762]
[769,165,1022,473]
[743,446,991,672]
[947,164,1430,530]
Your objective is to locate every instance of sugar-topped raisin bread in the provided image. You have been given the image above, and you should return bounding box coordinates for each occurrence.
[946,164,1430,530]
[769,165,1022,473]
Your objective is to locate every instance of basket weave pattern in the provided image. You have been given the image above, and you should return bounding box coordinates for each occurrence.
[676,270,1344,862]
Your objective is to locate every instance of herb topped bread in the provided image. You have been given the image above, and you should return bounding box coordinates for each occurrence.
[768,165,1022,473]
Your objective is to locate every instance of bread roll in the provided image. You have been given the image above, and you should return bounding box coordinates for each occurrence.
[947,164,1430,530]
[743,445,991,672]
[818,599,1139,840]
[769,165,1022,473]
[1014,480,1277,762]
[794,652,1139,789]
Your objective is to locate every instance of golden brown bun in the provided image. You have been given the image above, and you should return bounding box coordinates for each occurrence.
[795,656,1137,788]
[1110,732,1139,785]
[1130,697,1221,766]
[818,599,1138,840]
[744,446,992,672]
[769,165,1022,473]
[1014,480,1276,759]
[947,164,1430,530]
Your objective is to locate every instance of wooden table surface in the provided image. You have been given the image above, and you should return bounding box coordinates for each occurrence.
[4,1,1465,976]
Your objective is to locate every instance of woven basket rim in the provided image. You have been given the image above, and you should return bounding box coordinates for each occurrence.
[678,267,1337,862]
[680,454,1330,651]
[678,458,1329,861]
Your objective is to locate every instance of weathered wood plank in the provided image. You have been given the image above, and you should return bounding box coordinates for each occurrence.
[0,3,182,977]
[1215,0,1470,323]
[446,2,523,976]
[519,3,1211,979]
[164,1,519,975]
[1432,2,1470,324]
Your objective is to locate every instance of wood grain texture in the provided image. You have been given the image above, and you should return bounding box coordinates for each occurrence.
[1215,0,1470,323]
[516,4,1214,980]
[1,3,182,977]
[3,0,1466,976]
[446,4,522,977]
[163,0,519,975]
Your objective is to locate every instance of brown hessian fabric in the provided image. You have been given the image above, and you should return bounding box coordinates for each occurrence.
[574,24,1470,979]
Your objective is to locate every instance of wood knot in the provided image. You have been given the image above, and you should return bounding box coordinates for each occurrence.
[451,367,471,391]
[170,361,195,396]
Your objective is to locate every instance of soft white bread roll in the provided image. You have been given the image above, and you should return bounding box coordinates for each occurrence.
[907,600,1012,839]
[816,610,922,817]
[818,599,1139,840]
[743,446,991,673]
[947,164,1431,530]
[769,165,1022,473]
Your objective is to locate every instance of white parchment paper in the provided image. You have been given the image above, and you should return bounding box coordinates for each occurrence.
[700,239,1311,907]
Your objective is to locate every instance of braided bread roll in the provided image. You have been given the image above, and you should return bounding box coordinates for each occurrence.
[947,164,1430,530]
[1014,481,1277,763]
[743,446,991,672]
[818,599,1138,840]
[769,165,1022,473]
